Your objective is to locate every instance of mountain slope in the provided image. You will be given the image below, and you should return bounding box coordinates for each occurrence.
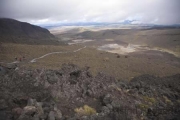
[0,18,61,44]
[0,64,180,120]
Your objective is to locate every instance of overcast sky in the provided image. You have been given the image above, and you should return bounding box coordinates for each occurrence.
[0,0,180,25]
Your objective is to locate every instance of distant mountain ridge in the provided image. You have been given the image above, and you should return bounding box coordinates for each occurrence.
[0,18,60,44]
[41,21,180,29]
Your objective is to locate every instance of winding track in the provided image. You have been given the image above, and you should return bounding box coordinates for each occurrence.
[30,46,86,63]
[1,46,86,65]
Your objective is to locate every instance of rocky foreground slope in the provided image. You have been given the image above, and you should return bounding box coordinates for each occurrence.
[0,64,180,120]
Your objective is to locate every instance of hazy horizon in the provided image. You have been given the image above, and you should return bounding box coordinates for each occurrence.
[0,0,180,26]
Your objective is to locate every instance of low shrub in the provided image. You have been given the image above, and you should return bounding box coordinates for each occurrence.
[74,105,97,116]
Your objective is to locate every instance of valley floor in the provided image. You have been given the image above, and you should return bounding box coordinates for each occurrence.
[0,43,180,80]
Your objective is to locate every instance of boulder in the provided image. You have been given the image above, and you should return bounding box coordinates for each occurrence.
[0,99,8,110]
[33,114,40,120]
[0,111,8,120]
[0,66,6,75]
[46,71,59,84]
[48,111,55,120]
[23,106,37,115]
[101,106,110,114]
[12,107,23,119]
[111,100,122,109]
[27,98,37,106]
[54,105,62,119]
[35,102,44,118]
[103,94,113,105]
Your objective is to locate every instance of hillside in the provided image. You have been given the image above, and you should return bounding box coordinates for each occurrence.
[1,43,180,80]
[56,28,180,56]
[0,64,180,120]
[0,18,61,44]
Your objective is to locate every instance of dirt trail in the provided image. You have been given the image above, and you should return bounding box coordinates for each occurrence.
[0,46,86,65]
[30,46,86,63]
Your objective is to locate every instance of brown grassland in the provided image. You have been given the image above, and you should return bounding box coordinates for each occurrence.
[0,43,180,80]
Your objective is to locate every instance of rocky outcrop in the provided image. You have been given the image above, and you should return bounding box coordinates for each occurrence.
[0,64,180,120]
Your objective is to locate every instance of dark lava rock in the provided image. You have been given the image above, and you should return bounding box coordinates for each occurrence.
[48,111,55,120]
[103,94,113,105]
[46,71,59,84]
[0,111,7,120]
[0,64,180,120]
[117,55,120,58]
[0,66,6,75]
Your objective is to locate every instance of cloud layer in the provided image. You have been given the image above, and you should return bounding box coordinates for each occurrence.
[0,0,180,25]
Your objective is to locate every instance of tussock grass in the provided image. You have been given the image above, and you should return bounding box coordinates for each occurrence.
[163,96,173,105]
[143,96,156,104]
[74,105,96,116]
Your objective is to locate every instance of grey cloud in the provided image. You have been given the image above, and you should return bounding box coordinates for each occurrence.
[0,0,180,25]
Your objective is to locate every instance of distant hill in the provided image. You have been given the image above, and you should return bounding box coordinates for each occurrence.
[0,18,62,44]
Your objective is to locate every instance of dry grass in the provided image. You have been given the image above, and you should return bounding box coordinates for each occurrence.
[31,47,180,80]
[1,43,180,80]
[74,105,96,116]
[163,96,173,105]
[0,43,80,62]
[143,96,156,104]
